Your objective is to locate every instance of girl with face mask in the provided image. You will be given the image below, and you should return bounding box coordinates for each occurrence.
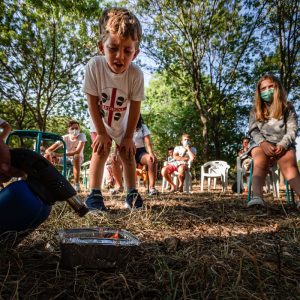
[247,74,300,209]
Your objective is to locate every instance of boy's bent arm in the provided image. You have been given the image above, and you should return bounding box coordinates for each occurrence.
[87,94,111,155]
[87,94,107,135]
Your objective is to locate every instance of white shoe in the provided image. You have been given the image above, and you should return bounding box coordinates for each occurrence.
[247,196,265,207]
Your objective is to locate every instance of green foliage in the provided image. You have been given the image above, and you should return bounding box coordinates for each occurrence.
[131,0,262,161]
[144,72,247,172]
[0,0,101,130]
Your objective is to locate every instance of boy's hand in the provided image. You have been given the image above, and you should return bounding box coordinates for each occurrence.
[260,141,276,157]
[120,137,136,160]
[92,133,112,156]
[274,145,286,157]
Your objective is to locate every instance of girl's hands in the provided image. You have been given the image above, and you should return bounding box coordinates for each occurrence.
[149,153,155,163]
[92,133,112,156]
[260,141,276,157]
[119,137,136,160]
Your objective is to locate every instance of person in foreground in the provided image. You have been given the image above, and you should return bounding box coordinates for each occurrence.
[248,74,300,209]
[0,118,11,141]
[0,119,24,184]
[82,7,144,211]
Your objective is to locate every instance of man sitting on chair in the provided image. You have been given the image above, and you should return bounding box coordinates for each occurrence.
[45,120,86,192]
[161,134,196,192]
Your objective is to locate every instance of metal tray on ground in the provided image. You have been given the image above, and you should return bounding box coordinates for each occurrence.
[56,227,140,269]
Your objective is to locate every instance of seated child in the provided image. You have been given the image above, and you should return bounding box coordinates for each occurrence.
[161,134,196,192]
[247,74,300,209]
[45,120,86,192]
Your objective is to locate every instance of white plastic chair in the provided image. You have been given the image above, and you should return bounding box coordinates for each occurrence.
[200,161,230,192]
[81,160,109,191]
[161,161,192,193]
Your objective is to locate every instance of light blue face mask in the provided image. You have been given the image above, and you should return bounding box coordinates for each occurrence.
[260,88,274,102]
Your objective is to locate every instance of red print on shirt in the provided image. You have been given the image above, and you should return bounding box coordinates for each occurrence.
[99,88,127,127]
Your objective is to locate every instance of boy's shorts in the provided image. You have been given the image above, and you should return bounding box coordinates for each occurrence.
[164,164,178,174]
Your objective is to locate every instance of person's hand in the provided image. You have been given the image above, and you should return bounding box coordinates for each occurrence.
[0,140,24,183]
[274,144,287,158]
[50,153,59,165]
[92,133,112,156]
[119,137,136,160]
[260,141,276,157]
[149,153,155,163]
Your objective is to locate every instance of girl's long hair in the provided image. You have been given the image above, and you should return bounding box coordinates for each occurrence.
[136,114,143,130]
[254,74,287,121]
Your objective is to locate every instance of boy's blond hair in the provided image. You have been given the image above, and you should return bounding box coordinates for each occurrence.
[99,7,142,46]
[254,74,287,121]
[181,134,190,140]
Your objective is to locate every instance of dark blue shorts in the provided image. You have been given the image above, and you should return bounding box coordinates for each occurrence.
[135,147,147,164]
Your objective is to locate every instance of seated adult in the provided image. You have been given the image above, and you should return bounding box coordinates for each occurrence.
[161,134,196,192]
[134,115,159,196]
[45,120,86,192]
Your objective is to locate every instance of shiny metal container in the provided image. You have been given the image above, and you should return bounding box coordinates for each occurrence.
[57,227,140,268]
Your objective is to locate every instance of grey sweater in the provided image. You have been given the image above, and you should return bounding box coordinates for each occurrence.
[248,104,298,149]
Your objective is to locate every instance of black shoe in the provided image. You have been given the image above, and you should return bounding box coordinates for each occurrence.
[84,190,107,211]
[125,190,143,209]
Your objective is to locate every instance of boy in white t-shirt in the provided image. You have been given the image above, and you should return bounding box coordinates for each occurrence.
[82,7,144,211]
[45,120,86,192]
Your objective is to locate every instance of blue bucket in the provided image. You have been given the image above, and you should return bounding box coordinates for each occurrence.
[0,180,52,233]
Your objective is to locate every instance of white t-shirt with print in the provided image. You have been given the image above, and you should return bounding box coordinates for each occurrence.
[55,133,87,160]
[133,124,150,148]
[173,145,197,166]
[82,56,144,145]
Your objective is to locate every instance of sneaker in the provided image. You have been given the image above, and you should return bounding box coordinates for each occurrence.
[125,190,143,209]
[247,196,265,208]
[84,190,107,211]
[73,183,81,193]
[149,188,159,196]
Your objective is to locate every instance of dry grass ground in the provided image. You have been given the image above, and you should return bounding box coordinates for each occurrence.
[1,184,300,299]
